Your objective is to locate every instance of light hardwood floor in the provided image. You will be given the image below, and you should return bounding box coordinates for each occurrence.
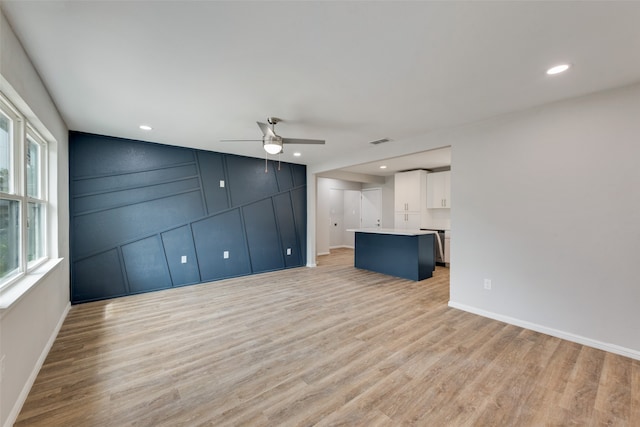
[16,249,640,426]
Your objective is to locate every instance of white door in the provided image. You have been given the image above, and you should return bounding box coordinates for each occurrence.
[361,188,382,228]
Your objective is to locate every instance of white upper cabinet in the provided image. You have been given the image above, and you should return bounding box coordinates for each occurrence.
[394,170,427,212]
[427,171,451,209]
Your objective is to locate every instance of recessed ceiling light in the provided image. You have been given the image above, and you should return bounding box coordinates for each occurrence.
[546,64,571,75]
[379,165,387,169]
[139,125,152,131]
[293,152,301,157]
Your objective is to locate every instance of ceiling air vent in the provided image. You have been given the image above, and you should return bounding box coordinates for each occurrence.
[369,138,391,145]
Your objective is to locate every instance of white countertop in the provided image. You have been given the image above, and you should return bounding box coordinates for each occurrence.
[347,228,439,236]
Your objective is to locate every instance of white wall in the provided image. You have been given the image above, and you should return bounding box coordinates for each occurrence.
[329,189,345,247]
[449,83,640,357]
[0,9,70,427]
[310,82,640,359]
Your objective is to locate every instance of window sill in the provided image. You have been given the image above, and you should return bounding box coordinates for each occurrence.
[0,258,64,314]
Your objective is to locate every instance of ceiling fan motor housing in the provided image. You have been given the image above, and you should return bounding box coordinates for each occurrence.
[264,135,283,143]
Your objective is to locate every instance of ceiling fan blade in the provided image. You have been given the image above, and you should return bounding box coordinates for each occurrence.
[220,139,263,142]
[282,138,325,145]
[257,121,276,138]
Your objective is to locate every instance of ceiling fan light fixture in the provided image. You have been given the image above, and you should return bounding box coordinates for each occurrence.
[264,140,283,155]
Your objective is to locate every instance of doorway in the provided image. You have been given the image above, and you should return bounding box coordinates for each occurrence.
[329,188,382,249]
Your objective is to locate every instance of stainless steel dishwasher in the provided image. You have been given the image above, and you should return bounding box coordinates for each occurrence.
[420,229,445,265]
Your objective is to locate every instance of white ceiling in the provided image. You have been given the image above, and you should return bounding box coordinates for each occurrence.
[339,146,451,178]
[2,1,640,176]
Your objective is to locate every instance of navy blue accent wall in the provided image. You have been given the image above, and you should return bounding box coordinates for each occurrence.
[243,199,284,273]
[191,209,252,281]
[70,132,307,303]
[161,225,201,287]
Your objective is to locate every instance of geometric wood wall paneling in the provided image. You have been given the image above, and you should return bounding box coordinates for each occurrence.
[73,164,198,196]
[121,235,173,293]
[292,162,306,187]
[161,225,201,287]
[72,190,205,257]
[70,131,306,303]
[70,132,196,178]
[191,209,252,282]
[273,162,294,192]
[226,154,279,207]
[196,151,229,215]
[273,192,302,267]
[72,248,127,302]
[242,198,285,273]
[72,177,201,214]
[291,186,307,266]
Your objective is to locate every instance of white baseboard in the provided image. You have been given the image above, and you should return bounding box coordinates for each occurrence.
[329,245,354,250]
[4,302,70,427]
[317,251,330,256]
[448,301,640,361]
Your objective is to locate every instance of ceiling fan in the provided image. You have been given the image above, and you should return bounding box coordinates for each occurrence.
[221,117,325,155]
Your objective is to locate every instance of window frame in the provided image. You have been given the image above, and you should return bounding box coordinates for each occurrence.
[0,93,49,291]
[25,126,48,269]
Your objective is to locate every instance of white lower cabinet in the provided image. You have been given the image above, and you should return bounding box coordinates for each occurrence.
[394,212,421,229]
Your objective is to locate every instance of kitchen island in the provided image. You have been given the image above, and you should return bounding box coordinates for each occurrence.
[348,228,437,281]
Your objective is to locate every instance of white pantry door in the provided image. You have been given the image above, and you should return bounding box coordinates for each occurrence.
[361,188,382,229]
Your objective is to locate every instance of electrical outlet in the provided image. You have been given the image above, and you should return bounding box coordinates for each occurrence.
[219,180,225,188]
[181,255,187,264]
[223,251,229,259]
[286,248,291,255]
[484,279,492,290]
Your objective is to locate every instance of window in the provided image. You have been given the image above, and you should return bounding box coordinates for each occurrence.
[26,132,46,267]
[0,95,48,288]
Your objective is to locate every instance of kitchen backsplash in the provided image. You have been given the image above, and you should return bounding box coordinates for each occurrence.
[422,208,451,230]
